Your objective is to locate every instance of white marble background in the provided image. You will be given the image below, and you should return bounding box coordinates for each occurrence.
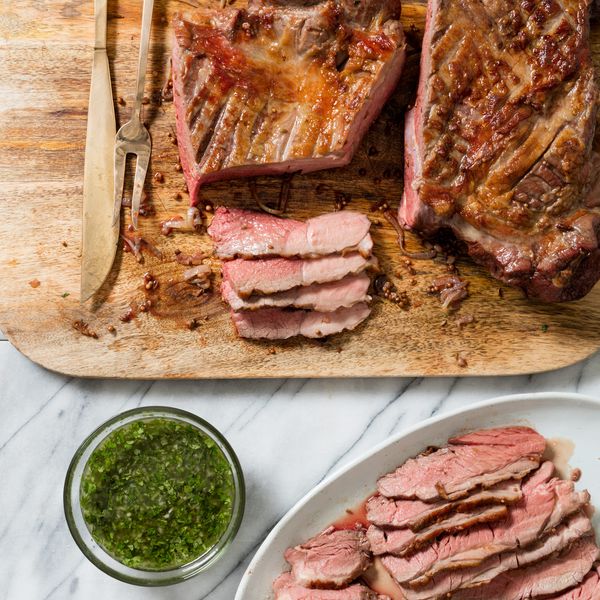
[1,332,599,600]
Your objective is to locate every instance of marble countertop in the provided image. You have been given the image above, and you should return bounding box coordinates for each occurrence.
[1,336,599,600]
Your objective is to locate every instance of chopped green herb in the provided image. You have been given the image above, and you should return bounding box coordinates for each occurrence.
[61,292,70,298]
[541,323,549,333]
[80,418,234,570]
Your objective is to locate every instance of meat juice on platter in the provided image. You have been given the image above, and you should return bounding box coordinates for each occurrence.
[272,427,600,599]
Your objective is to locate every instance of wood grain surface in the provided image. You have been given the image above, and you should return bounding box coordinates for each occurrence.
[1,0,600,379]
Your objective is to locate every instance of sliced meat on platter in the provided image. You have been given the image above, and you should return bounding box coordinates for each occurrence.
[450,537,600,600]
[382,463,590,587]
[172,0,406,205]
[221,274,371,312]
[284,527,372,588]
[273,573,389,599]
[376,427,546,501]
[544,566,600,600]
[366,479,523,530]
[208,208,373,259]
[399,0,600,302]
[222,252,377,299]
[272,426,599,600]
[231,303,371,340]
[367,504,509,556]
[399,512,594,599]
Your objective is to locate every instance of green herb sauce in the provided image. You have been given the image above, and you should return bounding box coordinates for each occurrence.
[80,418,234,570]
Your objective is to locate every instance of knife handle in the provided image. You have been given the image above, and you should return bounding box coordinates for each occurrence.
[94,0,108,50]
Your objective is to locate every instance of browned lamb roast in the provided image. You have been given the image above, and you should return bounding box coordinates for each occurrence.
[172,0,405,205]
[400,0,600,301]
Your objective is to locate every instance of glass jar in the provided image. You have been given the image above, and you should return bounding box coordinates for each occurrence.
[64,406,245,585]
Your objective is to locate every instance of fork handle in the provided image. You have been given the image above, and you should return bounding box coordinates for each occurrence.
[132,0,155,123]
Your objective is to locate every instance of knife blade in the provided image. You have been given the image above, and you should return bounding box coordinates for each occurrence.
[81,0,118,302]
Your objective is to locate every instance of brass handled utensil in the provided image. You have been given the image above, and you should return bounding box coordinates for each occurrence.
[81,0,118,302]
[113,0,155,230]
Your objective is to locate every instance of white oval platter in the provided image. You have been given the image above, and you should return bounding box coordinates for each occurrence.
[235,392,600,599]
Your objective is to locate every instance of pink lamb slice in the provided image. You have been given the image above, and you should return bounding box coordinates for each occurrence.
[222,253,377,298]
[231,303,371,340]
[221,274,372,312]
[208,207,373,259]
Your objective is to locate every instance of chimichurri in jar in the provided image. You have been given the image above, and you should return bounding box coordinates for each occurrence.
[79,418,235,570]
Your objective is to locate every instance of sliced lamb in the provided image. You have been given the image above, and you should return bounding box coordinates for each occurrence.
[400,0,600,302]
[284,527,372,589]
[399,512,594,599]
[545,566,600,600]
[231,303,371,339]
[367,504,508,556]
[273,573,388,600]
[366,480,522,530]
[381,465,589,586]
[223,253,377,298]
[376,427,546,501]
[172,0,405,205]
[449,537,600,600]
[208,208,373,259]
[222,274,371,312]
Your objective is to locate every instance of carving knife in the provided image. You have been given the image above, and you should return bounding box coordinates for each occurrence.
[81,0,118,302]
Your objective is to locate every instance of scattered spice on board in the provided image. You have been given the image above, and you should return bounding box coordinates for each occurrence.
[122,235,163,262]
[175,252,206,266]
[143,272,159,291]
[120,307,136,323]
[456,314,475,328]
[428,275,469,310]
[73,320,98,339]
[29,279,40,288]
[373,275,410,309]
[334,191,351,211]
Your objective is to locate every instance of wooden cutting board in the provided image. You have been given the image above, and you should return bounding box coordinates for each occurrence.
[1,0,600,379]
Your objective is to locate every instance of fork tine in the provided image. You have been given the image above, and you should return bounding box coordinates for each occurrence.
[113,145,127,227]
[131,149,150,230]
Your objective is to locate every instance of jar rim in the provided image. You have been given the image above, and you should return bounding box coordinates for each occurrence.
[63,406,245,586]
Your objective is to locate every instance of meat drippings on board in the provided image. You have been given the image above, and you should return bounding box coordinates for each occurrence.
[208,208,378,340]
